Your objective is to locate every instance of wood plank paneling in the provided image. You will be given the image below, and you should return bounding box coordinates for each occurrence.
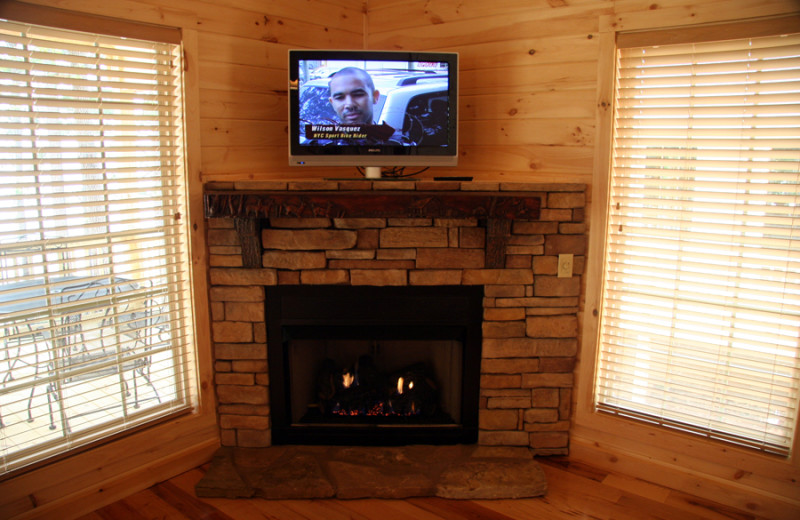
[0,421,219,519]
[197,33,293,69]
[368,11,604,50]
[200,143,595,182]
[607,0,799,32]
[198,63,285,94]
[569,436,800,520]
[202,145,289,177]
[571,421,800,509]
[460,119,594,147]
[192,8,360,48]
[201,146,358,182]
[13,0,199,29]
[190,0,363,34]
[455,35,600,71]
[457,145,595,180]
[461,90,597,121]
[199,89,287,121]
[460,62,598,95]
[201,119,287,148]
[367,0,612,35]
[363,1,607,181]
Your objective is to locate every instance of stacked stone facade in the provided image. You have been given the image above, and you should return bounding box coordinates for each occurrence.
[205,180,586,456]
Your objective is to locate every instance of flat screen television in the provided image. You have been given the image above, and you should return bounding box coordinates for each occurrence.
[288,49,458,178]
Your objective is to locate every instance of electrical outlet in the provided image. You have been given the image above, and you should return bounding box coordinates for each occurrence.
[558,254,574,278]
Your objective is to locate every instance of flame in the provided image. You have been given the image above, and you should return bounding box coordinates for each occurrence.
[409,380,414,390]
[397,376,404,395]
[342,371,354,389]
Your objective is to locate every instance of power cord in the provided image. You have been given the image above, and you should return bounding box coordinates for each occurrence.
[357,166,429,179]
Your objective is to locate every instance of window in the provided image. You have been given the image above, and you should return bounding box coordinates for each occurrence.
[596,32,800,455]
[0,18,194,473]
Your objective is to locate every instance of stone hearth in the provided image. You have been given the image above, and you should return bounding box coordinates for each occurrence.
[203,179,586,456]
[195,445,547,499]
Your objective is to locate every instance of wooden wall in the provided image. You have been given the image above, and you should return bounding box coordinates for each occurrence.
[367,0,605,184]
[2,0,800,518]
[193,0,365,180]
[11,0,796,186]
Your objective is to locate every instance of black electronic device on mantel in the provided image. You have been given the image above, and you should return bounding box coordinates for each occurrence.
[288,49,458,178]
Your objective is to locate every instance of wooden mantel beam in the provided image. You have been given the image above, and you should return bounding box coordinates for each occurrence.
[204,190,542,269]
[203,190,541,220]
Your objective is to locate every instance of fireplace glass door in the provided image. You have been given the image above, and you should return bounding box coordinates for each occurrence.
[267,285,482,445]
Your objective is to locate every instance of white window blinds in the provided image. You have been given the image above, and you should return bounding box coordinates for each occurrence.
[597,33,800,455]
[0,19,194,473]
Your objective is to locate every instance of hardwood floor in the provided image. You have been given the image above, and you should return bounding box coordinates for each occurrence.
[79,457,772,520]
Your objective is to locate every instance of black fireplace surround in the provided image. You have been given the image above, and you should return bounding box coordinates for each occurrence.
[266,285,484,446]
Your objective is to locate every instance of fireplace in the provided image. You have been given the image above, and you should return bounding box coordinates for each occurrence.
[205,180,585,456]
[266,285,483,445]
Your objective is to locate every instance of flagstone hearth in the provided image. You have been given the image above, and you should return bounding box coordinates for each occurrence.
[195,445,547,500]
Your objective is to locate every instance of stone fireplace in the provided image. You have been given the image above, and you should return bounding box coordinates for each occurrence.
[204,179,585,457]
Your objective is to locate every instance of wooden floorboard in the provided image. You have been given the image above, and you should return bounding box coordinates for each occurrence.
[79,458,771,520]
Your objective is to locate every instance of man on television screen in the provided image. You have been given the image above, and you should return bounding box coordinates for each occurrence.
[318,66,406,145]
[328,67,379,126]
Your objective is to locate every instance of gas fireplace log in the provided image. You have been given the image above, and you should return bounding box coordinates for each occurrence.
[389,363,439,417]
[315,357,440,418]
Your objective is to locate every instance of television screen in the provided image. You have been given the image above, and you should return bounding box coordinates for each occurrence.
[288,50,458,171]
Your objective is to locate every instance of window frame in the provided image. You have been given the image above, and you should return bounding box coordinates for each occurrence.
[599,30,800,456]
[575,13,800,493]
[0,1,215,484]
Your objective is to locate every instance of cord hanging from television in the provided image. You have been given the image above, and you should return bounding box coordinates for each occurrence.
[356,166,429,179]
